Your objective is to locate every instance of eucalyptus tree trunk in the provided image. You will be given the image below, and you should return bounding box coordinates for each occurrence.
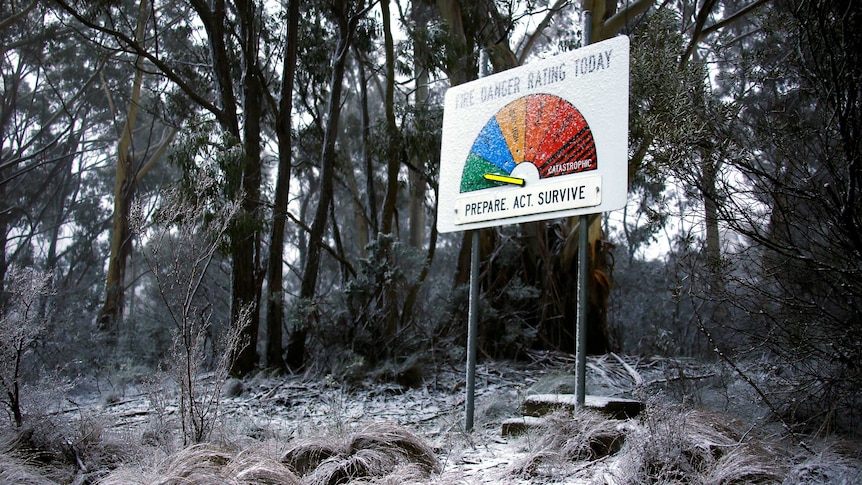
[379,0,399,237]
[377,0,401,338]
[356,52,378,244]
[0,184,7,306]
[264,0,300,373]
[98,0,174,340]
[229,0,266,377]
[408,0,432,250]
[399,0,439,327]
[287,0,364,371]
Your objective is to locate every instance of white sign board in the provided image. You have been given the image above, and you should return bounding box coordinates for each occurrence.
[437,36,629,233]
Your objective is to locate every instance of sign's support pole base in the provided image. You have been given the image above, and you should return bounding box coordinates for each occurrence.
[576,215,588,407]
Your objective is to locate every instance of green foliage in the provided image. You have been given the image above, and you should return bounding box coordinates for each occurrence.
[168,121,257,256]
[625,8,709,253]
[342,234,426,364]
[400,100,444,186]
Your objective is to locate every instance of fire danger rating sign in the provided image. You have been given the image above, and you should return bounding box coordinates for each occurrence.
[437,36,630,233]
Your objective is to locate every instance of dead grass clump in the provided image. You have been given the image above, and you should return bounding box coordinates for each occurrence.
[783,444,862,484]
[611,400,785,484]
[281,440,341,475]
[621,411,728,481]
[98,442,301,484]
[513,409,627,478]
[704,444,785,484]
[0,450,59,485]
[2,412,135,483]
[281,423,440,484]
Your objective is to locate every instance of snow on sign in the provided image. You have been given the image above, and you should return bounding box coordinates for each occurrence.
[437,36,629,233]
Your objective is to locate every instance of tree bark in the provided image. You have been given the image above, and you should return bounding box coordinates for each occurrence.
[229,0,265,377]
[408,0,432,250]
[356,49,378,244]
[0,185,7,308]
[379,0,400,236]
[190,0,240,136]
[287,0,361,371]
[264,0,299,373]
[97,0,150,340]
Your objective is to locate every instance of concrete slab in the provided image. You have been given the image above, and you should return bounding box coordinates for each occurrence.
[522,394,643,419]
[501,415,546,436]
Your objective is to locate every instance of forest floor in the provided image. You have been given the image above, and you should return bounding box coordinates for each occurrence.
[3,352,862,484]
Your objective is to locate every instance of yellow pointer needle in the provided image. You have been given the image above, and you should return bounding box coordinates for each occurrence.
[484,173,526,186]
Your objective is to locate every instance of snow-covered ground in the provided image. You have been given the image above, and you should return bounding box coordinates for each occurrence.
[5,354,862,484]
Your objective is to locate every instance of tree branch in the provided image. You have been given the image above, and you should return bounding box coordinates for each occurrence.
[0,0,38,31]
[51,0,225,124]
[602,0,656,37]
[517,0,571,65]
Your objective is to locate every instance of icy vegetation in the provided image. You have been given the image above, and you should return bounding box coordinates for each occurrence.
[2,354,860,484]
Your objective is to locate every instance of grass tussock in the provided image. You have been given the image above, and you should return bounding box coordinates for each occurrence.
[281,422,440,484]
[0,451,58,485]
[783,442,862,484]
[2,413,135,484]
[513,408,628,478]
[610,400,785,484]
[98,442,301,485]
[508,398,811,484]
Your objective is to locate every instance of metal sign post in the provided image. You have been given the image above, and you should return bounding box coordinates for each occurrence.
[438,28,629,431]
[465,229,479,431]
[465,50,491,432]
[575,9,594,409]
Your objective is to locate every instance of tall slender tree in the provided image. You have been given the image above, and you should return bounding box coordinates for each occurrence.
[287,0,372,371]
[264,0,300,372]
[98,0,177,337]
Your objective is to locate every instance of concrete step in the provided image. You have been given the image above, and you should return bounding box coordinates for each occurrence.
[523,394,643,419]
[501,415,546,437]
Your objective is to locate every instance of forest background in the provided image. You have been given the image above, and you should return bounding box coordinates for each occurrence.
[2,0,861,452]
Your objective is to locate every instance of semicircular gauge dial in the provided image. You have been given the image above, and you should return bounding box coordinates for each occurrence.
[460,94,597,193]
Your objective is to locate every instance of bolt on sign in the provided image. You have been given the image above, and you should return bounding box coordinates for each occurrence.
[437,36,630,233]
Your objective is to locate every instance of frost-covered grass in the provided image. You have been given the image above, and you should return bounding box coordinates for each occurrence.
[1,357,860,484]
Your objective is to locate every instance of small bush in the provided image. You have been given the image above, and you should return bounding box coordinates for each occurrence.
[0,267,53,427]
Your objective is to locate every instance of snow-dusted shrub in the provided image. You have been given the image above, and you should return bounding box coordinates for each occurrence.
[134,182,245,445]
[0,267,53,427]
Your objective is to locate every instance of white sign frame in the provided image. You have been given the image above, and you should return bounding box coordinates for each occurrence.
[437,36,629,233]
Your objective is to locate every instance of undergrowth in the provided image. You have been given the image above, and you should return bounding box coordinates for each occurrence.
[2,360,862,484]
